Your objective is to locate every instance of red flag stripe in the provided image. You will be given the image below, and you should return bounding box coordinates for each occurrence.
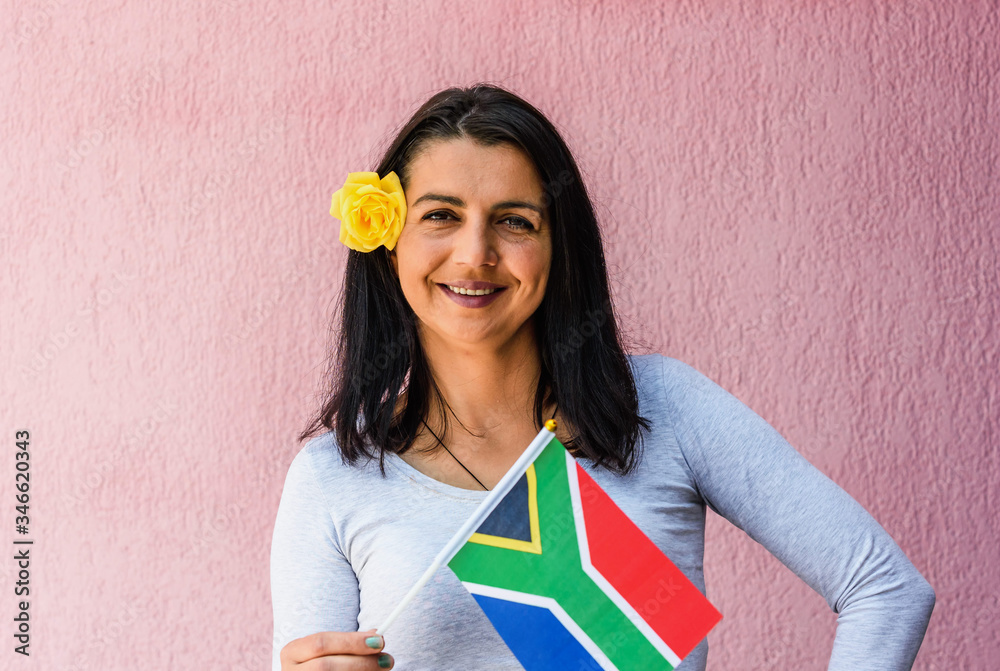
[576,463,722,658]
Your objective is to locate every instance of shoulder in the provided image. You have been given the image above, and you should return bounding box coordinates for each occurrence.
[623,353,713,462]
[275,432,401,553]
[280,431,385,504]
[627,353,717,405]
[284,431,342,483]
[625,354,746,455]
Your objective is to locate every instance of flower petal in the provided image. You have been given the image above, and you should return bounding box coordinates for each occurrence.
[332,170,408,252]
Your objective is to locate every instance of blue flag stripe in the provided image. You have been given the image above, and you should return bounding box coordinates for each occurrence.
[462,582,618,671]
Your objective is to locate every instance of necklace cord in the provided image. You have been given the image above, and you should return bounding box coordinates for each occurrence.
[421,419,488,490]
[421,403,559,491]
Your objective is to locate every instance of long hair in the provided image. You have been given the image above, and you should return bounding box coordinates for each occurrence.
[299,83,650,475]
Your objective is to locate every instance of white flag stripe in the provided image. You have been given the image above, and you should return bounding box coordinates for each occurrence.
[565,452,683,668]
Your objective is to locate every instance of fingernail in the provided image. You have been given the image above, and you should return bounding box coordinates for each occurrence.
[378,653,392,668]
[365,635,383,649]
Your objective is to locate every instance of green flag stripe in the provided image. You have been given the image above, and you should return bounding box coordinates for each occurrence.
[450,440,673,669]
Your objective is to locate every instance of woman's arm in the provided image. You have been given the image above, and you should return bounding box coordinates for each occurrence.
[658,356,935,669]
[270,443,363,671]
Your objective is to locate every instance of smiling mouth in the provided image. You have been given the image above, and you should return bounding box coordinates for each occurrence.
[443,284,504,296]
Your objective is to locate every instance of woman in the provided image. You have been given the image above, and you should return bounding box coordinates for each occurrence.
[271,84,934,670]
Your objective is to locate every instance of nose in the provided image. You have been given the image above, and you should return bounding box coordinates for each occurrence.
[452,215,498,268]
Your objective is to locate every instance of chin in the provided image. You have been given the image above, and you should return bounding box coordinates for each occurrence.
[432,326,516,350]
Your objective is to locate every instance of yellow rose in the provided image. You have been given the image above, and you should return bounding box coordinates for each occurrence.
[330,171,407,252]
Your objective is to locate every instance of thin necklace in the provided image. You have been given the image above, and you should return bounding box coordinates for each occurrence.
[421,403,559,491]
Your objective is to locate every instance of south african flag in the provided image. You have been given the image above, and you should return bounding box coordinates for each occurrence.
[447,434,722,670]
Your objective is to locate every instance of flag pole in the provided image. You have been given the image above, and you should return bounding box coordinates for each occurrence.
[376,421,558,636]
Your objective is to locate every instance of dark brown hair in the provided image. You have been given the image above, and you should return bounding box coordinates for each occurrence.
[299,83,649,474]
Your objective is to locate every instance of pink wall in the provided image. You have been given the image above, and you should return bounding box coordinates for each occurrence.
[3,1,996,668]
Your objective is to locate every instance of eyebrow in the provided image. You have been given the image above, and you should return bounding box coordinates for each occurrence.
[412,193,545,216]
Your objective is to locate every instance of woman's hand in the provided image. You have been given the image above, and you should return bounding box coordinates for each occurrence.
[280,629,393,669]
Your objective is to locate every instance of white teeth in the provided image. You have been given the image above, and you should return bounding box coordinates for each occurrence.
[447,285,499,296]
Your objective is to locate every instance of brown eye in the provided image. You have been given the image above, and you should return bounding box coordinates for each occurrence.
[501,216,534,231]
[423,210,454,220]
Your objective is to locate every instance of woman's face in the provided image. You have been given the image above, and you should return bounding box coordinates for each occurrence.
[390,137,552,352]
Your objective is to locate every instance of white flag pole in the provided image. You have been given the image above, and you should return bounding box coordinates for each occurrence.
[376,422,558,636]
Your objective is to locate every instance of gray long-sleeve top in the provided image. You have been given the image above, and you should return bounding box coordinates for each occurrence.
[270,354,935,670]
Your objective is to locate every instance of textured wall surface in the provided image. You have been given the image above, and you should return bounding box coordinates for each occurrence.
[3,1,997,669]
